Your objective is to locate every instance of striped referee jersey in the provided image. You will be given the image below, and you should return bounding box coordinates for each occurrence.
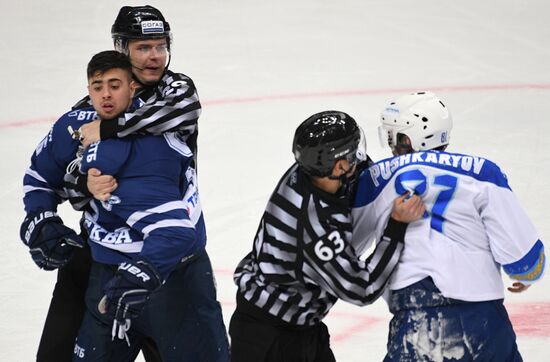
[234,163,407,326]
[61,70,201,212]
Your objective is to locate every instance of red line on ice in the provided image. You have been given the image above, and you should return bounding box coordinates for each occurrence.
[203,83,550,106]
[3,82,550,129]
[0,116,57,129]
[329,311,385,343]
[508,302,550,338]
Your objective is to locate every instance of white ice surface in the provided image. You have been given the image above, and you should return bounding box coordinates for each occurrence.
[1,1,549,361]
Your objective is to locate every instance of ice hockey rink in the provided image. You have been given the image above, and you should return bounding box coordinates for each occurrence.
[1,0,549,360]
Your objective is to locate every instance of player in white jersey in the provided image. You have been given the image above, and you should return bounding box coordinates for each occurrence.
[352,92,545,361]
[230,111,425,362]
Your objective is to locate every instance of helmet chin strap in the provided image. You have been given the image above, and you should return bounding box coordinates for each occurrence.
[165,52,171,70]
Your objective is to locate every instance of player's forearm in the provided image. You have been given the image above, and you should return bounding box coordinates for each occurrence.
[339,217,407,305]
[101,77,201,139]
[138,227,198,281]
[23,171,64,212]
[304,218,407,306]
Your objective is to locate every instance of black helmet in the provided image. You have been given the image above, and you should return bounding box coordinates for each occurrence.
[111,6,172,51]
[293,111,363,177]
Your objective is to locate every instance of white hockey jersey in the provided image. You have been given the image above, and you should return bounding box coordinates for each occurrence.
[351,151,544,302]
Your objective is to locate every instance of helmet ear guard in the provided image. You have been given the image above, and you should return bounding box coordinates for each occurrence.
[113,38,128,54]
[379,91,453,153]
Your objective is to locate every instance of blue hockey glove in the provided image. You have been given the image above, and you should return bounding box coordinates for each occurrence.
[98,259,162,344]
[20,211,85,270]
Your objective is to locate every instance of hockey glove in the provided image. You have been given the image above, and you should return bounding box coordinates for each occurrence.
[20,211,85,270]
[98,259,162,344]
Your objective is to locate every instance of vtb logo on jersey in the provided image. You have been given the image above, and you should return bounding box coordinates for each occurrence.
[68,110,97,121]
[141,20,164,34]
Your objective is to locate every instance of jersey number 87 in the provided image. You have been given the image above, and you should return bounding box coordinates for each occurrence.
[395,169,458,233]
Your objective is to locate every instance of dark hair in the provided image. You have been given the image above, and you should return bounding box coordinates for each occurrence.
[87,50,132,79]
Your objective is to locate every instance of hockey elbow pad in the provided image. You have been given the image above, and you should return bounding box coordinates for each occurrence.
[503,240,545,284]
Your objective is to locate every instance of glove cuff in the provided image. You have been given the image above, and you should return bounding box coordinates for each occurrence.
[117,259,162,292]
[20,211,62,246]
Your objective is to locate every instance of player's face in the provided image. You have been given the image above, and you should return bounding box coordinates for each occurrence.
[128,38,168,85]
[88,68,135,120]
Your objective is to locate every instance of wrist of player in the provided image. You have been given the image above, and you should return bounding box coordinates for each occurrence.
[98,258,162,321]
[383,217,409,242]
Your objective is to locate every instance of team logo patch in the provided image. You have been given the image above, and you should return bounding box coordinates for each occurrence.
[141,20,164,34]
[170,80,187,88]
[101,195,121,211]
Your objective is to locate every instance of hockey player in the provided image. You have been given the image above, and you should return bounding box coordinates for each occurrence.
[229,111,426,362]
[20,5,200,362]
[352,92,545,361]
[71,50,229,361]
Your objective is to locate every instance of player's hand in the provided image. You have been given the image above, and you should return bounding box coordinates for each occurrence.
[20,211,85,270]
[390,193,426,223]
[87,168,117,201]
[508,281,530,293]
[79,120,101,147]
[98,259,162,344]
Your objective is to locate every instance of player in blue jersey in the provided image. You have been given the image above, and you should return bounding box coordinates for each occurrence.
[20,6,201,362]
[352,92,545,361]
[70,50,229,361]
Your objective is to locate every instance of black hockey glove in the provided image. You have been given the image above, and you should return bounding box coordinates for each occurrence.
[20,211,85,270]
[98,259,162,344]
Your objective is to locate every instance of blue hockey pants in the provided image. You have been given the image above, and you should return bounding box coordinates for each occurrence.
[384,277,522,362]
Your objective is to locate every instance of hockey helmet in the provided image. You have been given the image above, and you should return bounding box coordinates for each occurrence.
[293,111,366,177]
[379,91,452,154]
[111,5,172,52]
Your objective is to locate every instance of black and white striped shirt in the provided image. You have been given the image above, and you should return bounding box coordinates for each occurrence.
[100,70,201,142]
[234,163,407,326]
[63,70,201,211]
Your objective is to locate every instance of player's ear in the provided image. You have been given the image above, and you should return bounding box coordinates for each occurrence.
[331,159,346,177]
[129,80,137,98]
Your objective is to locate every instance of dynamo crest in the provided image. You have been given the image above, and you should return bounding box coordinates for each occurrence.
[100,195,121,211]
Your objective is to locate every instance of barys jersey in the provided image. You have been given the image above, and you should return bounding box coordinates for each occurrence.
[234,163,408,326]
[79,133,205,281]
[352,150,545,302]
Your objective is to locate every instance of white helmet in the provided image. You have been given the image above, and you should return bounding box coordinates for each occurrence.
[378,91,452,154]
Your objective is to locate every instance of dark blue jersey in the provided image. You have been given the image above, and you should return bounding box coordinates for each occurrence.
[80,133,206,280]
[23,107,97,213]
[23,70,201,217]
